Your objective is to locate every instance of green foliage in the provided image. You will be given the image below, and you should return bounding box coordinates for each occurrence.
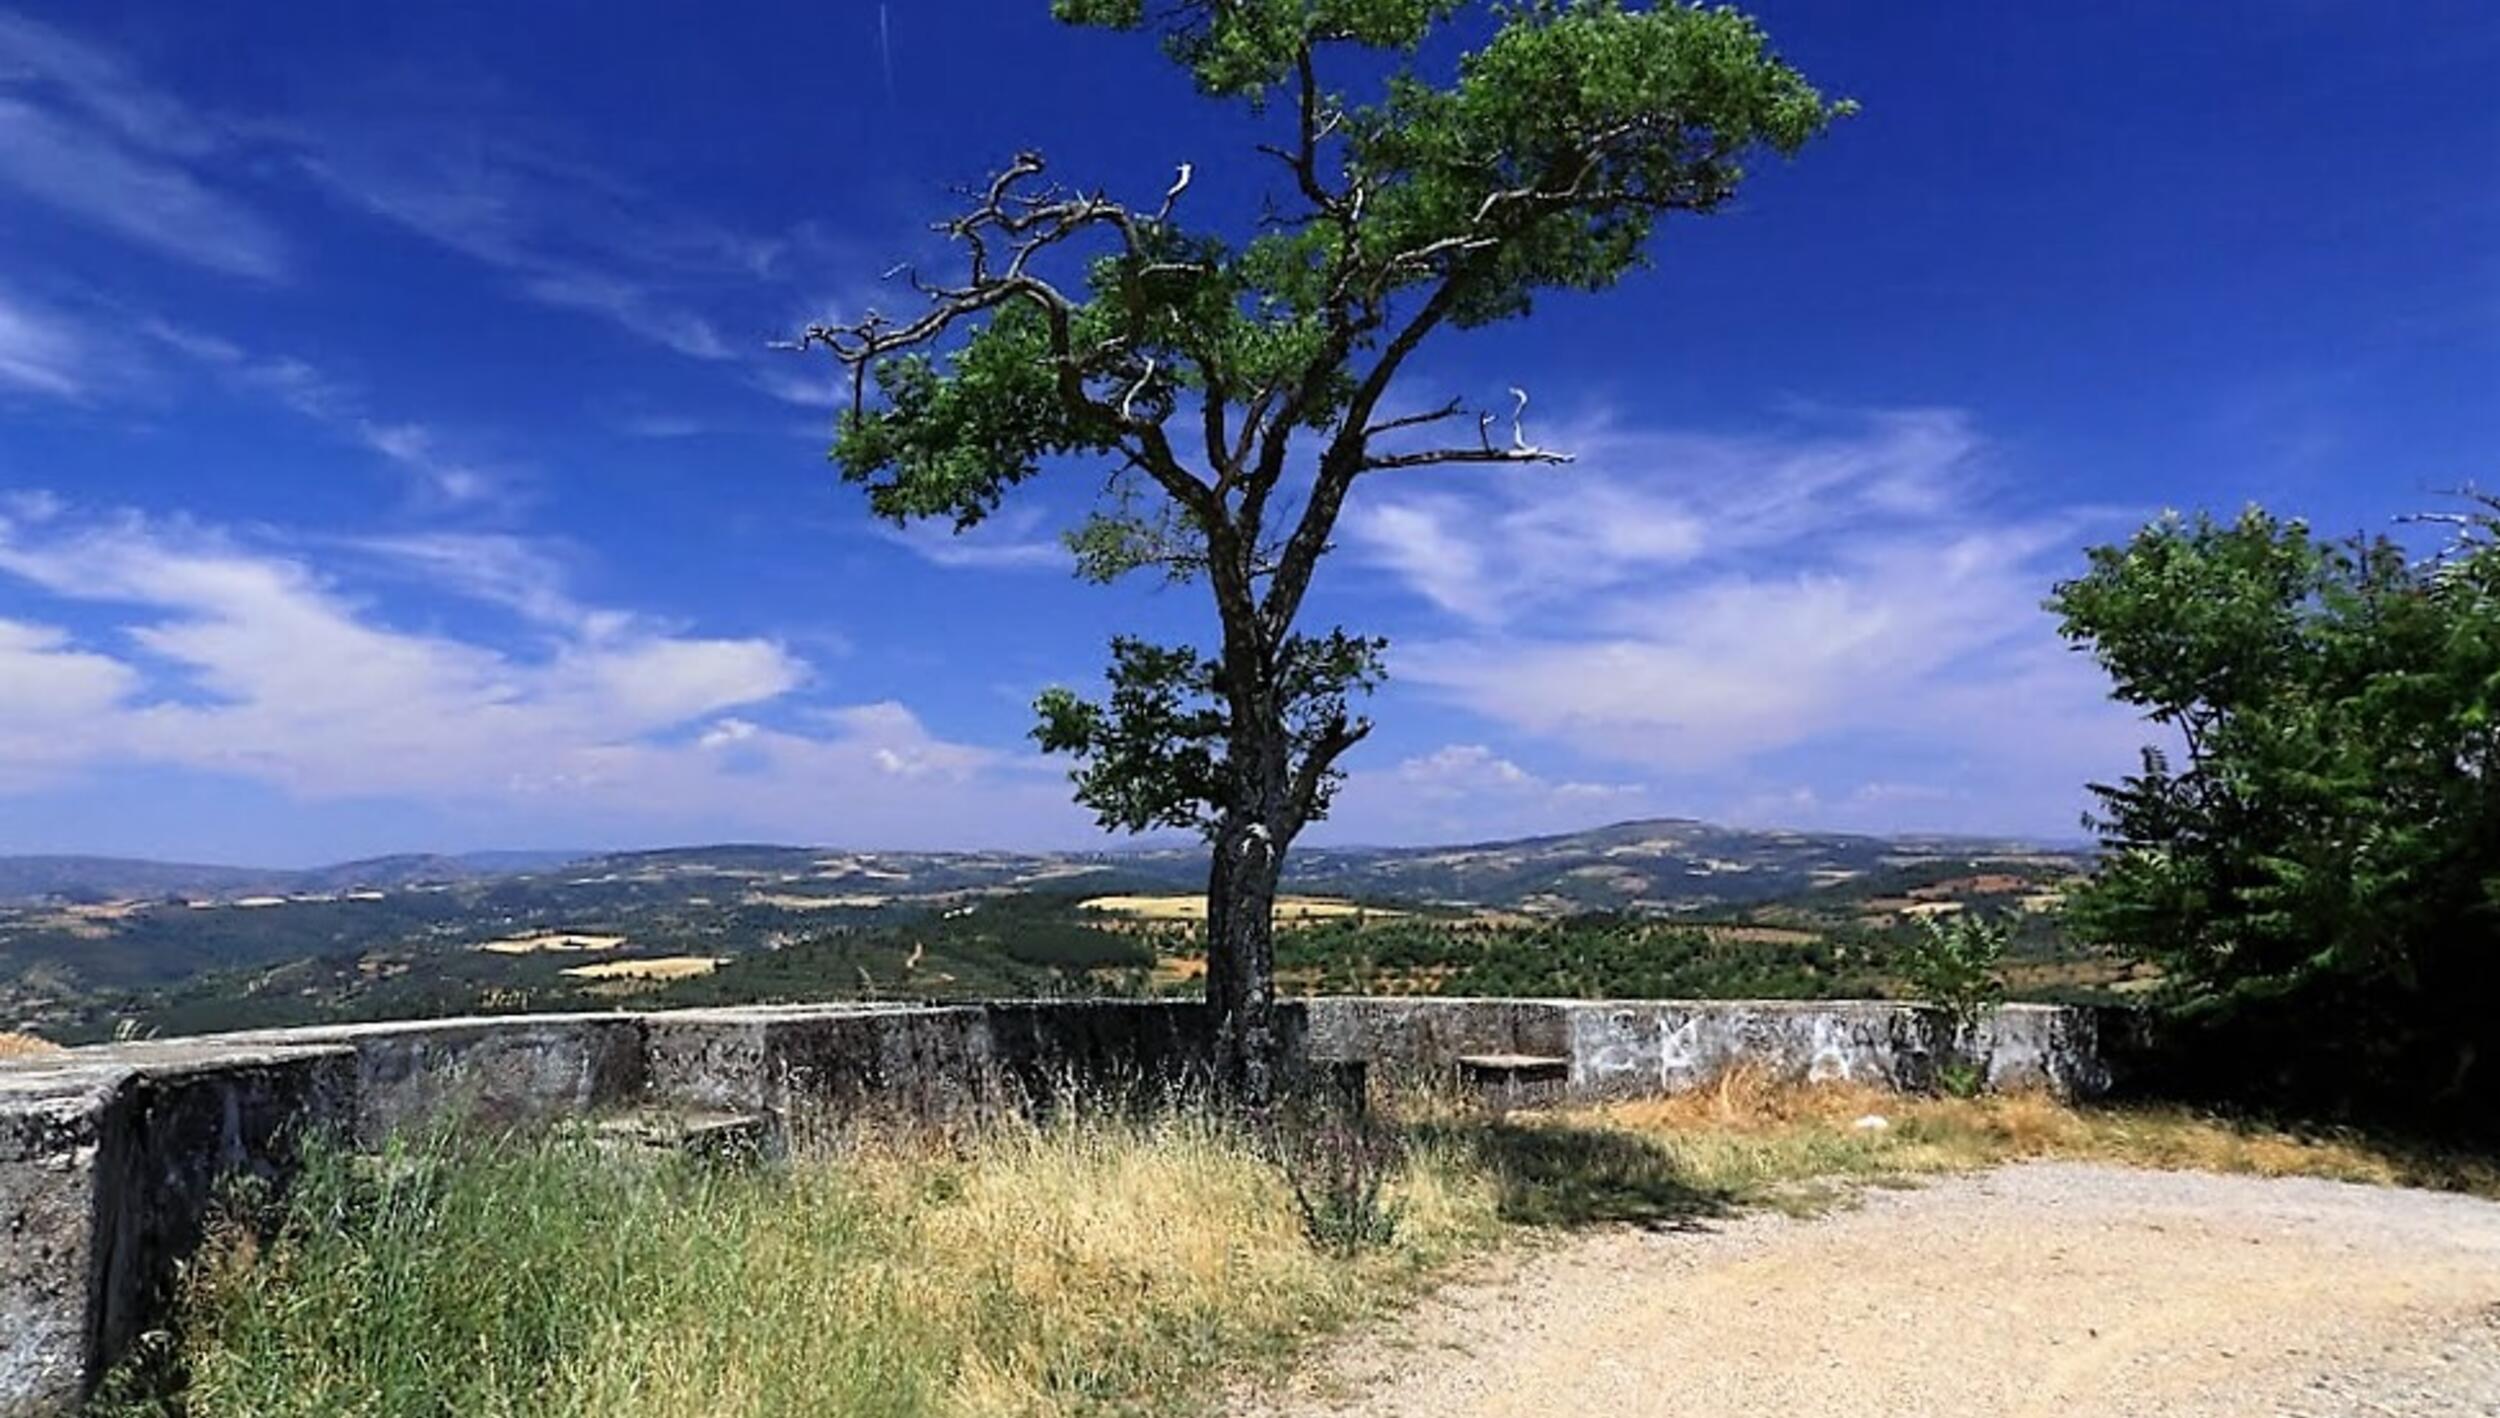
[835,304,1119,530]
[2050,500,2500,1119]
[1274,914,1893,1000]
[825,1,1846,861]
[1034,631,1384,837]
[1902,911,2007,1044]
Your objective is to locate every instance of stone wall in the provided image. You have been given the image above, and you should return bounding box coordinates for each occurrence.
[0,995,2119,1415]
[1,1041,354,1416]
[1297,997,2114,1099]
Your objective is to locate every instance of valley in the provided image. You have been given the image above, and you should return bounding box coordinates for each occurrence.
[0,818,2126,1044]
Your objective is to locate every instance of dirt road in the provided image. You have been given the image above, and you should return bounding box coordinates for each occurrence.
[1260,1163,2500,1418]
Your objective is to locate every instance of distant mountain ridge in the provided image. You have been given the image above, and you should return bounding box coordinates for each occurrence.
[0,818,2083,911]
[0,851,588,905]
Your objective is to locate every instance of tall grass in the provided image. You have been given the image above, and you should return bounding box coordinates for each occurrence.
[98,1078,2499,1417]
[98,1108,1499,1418]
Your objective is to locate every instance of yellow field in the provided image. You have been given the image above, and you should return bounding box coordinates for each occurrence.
[1078,893,1401,923]
[560,956,724,982]
[0,1031,62,1059]
[478,932,626,955]
[1699,924,1821,946]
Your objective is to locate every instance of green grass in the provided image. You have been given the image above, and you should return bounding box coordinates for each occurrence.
[97,1107,1499,1418]
[98,1083,2500,1418]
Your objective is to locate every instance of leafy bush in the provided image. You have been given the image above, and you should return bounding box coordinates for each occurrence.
[2051,499,2500,1124]
[1904,913,2008,1041]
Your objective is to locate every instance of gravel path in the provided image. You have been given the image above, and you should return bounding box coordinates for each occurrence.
[1256,1163,2500,1418]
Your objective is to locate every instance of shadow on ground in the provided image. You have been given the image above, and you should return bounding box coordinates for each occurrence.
[1411,1119,1736,1231]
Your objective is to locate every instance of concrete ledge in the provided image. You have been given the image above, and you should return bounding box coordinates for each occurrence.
[1307,998,2116,1102]
[2,1043,353,1418]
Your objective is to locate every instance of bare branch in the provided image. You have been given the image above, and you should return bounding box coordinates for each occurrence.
[1358,445,1575,473]
[1284,714,1370,834]
[1155,162,1195,224]
[1120,357,1160,422]
[1361,397,1468,440]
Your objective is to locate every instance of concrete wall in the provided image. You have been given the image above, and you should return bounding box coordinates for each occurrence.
[216,1014,646,1143]
[0,995,2119,1414]
[1,1042,353,1417]
[644,1004,993,1122]
[1300,998,2114,1101]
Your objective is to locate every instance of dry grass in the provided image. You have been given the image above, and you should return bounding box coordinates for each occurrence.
[116,1108,1500,1418]
[0,1030,62,1059]
[1563,1068,2500,1204]
[102,1072,2500,1418]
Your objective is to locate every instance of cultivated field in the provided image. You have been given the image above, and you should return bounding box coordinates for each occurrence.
[1080,894,1407,924]
[559,955,725,982]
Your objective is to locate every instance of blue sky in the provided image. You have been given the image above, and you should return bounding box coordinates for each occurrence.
[0,2,2494,865]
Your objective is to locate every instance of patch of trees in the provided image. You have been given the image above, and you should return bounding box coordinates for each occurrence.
[2052,500,2500,1127]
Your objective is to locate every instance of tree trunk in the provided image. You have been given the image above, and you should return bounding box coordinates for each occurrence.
[1205,812,1285,1109]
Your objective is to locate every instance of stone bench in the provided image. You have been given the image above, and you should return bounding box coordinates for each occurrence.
[1457,1052,1572,1110]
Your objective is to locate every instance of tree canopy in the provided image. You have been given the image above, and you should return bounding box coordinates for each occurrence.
[2051,499,2500,1121]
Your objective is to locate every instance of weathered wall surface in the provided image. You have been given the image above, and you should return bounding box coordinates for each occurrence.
[1303,997,1570,1075]
[1,1043,353,1418]
[0,1066,121,1416]
[1562,1000,1927,1097]
[216,1014,646,1143]
[1300,998,2114,1100]
[0,995,2120,1414]
[645,1004,993,1122]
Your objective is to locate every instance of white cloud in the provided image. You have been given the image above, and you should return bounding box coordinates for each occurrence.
[0,15,286,279]
[519,271,732,361]
[346,532,624,638]
[0,286,86,398]
[0,616,140,790]
[754,362,844,410]
[1321,743,1651,844]
[0,501,1079,843]
[1352,408,2142,835]
[1349,408,1981,624]
[353,422,500,506]
[876,506,1069,573]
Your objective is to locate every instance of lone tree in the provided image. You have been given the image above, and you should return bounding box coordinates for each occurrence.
[798,0,1846,1103]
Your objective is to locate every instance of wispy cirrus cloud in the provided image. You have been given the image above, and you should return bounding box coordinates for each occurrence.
[0,9,288,279]
[874,504,1070,573]
[286,121,795,363]
[0,284,88,398]
[144,321,510,506]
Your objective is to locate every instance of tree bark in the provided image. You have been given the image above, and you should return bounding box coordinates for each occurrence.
[1205,810,1285,1109]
